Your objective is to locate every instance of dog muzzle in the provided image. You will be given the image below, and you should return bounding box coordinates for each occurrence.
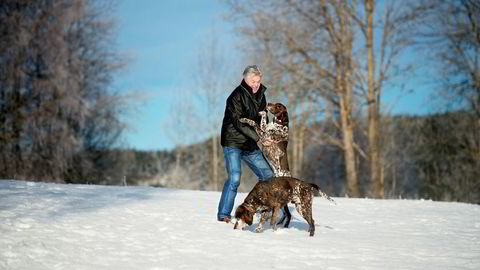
[233,219,247,230]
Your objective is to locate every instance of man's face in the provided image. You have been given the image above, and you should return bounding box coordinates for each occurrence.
[245,74,261,93]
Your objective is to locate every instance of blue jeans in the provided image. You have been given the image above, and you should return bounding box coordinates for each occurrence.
[217,147,274,220]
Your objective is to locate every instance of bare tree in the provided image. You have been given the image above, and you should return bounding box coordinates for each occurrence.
[364,0,380,197]
[413,0,480,202]
[191,31,234,191]
[345,0,424,197]
[163,85,201,184]
[162,31,233,191]
[0,0,127,183]
[226,0,428,197]
[419,0,480,117]
[226,0,361,196]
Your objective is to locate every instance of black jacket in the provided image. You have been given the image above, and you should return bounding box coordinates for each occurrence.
[220,80,268,151]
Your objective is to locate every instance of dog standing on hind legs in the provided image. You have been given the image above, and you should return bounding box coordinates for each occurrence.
[240,102,291,177]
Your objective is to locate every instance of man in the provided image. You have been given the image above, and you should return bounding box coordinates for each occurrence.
[217,65,275,223]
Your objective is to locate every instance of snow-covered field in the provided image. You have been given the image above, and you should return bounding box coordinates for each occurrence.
[0,180,479,270]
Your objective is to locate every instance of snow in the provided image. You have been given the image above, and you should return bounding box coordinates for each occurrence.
[1,180,479,270]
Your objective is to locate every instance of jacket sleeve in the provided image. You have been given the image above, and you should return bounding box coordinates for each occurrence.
[227,94,260,142]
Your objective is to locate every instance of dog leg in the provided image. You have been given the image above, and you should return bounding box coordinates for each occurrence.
[276,205,292,228]
[255,212,267,233]
[240,118,266,139]
[276,211,286,226]
[239,118,259,132]
[270,207,281,231]
[309,221,315,236]
[259,111,267,131]
[239,118,257,127]
[264,153,279,177]
[305,215,315,237]
[294,202,315,236]
[274,156,282,176]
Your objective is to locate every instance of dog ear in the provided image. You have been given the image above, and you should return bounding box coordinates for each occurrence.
[234,205,245,219]
[245,211,253,225]
[278,111,289,127]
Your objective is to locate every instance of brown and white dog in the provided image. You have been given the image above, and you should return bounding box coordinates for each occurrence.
[240,102,290,177]
[233,177,320,236]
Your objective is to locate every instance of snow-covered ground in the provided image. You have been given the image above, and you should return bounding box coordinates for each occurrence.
[0,180,479,270]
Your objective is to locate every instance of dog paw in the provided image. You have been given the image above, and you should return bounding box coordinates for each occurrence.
[255,227,264,233]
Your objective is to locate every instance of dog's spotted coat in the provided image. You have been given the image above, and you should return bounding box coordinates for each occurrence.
[240,103,290,177]
[234,177,319,236]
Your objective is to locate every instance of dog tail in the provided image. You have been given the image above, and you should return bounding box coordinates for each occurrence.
[310,183,336,205]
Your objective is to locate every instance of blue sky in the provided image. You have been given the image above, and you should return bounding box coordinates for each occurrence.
[113,0,235,150]
[113,0,434,151]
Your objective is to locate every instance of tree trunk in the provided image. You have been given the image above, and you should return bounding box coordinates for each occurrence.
[212,135,218,191]
[289,92,300,177]
[340,1,359,197]
[340,94,359,197]
[365,0,382,198]
[297,97,312,177]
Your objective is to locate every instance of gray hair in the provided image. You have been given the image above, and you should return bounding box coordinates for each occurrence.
[243,65,263,78]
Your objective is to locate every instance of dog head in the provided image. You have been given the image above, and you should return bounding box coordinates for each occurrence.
[233,204,254,230]
[267,103,289,127]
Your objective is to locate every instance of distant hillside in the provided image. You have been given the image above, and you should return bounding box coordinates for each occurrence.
[116,111,479,203]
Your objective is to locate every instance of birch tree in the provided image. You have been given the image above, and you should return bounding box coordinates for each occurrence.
[191,32,233,191]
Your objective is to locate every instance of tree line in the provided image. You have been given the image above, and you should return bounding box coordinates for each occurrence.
[112,109,479,204]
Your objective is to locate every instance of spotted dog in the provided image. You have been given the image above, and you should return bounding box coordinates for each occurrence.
[239,102,290,177]
[234,177,320,236]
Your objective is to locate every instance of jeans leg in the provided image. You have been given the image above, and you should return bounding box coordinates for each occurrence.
[217,147,242,220]
[242,149,274,181]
